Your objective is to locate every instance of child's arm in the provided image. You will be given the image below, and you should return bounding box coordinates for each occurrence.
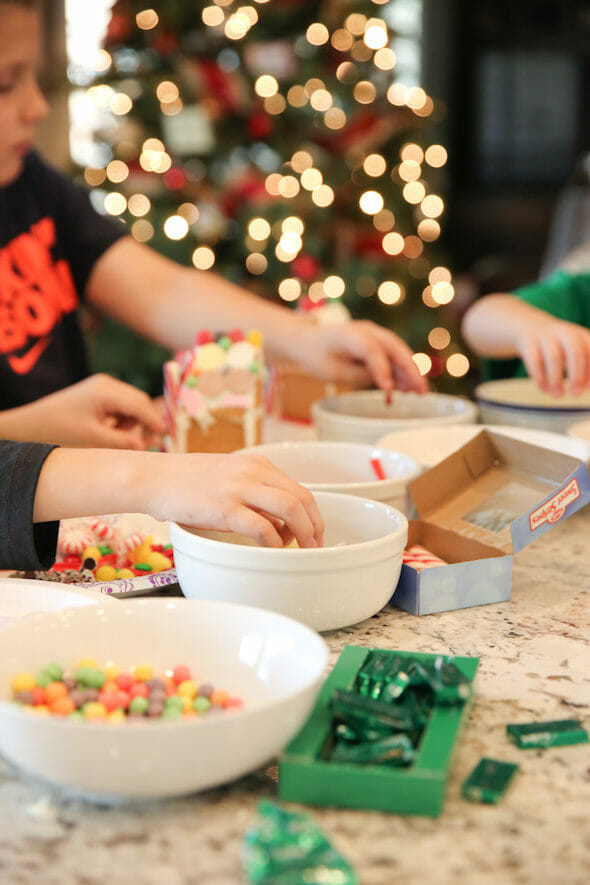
[33,448,324,549]
[461,293,590,397]
[0,375,165,449]
[86,238,428,397]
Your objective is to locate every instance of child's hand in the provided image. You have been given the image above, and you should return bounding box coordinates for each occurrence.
[296,320,429,397]
[0,374,165,449]
[516,316,590,397]
[140,452,324,549]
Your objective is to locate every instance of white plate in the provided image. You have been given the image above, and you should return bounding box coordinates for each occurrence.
[0,578,114,629]
[377,423,590,469]
[2,514,178,600]
[476,378,590,408]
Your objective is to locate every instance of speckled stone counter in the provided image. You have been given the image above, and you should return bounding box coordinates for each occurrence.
[1,495,589,884]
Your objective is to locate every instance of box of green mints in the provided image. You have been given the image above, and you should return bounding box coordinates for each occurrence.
[278,645,478,817]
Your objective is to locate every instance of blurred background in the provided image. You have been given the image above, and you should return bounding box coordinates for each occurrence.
[36,0,590,396]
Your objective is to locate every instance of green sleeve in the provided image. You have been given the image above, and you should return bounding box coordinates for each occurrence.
[515,270,590,325]
[481,270,590,381]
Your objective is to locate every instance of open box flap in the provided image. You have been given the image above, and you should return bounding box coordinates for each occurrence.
[407,429,588,555]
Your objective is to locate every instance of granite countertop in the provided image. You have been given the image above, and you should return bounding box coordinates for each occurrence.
[1,485,589,883]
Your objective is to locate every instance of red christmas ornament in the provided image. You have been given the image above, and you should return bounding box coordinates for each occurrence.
[248,112,273,139]
[427,354,445,379]
[354,231,385,257]
[195,60,243,113]
[153,30,179,56]
[221,172,270,216]
[163,167,186,190]
[105,11,133,45]
[291,254,319,281]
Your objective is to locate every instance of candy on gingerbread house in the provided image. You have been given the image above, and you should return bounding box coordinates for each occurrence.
[163,329,265,453]
[269,297,352,422]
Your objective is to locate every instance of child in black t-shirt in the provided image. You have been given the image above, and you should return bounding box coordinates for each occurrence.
[0,0,426,452]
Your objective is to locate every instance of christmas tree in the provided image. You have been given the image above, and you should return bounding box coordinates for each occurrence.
[77,0,468,394]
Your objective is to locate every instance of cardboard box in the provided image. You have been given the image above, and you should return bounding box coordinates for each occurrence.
[392,429,590,615]
[279,645,478,817]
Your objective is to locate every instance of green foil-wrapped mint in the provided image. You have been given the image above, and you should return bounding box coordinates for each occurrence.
[243,800,358,885]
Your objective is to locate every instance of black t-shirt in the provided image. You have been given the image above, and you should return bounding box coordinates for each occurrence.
[0,439,59,569]
[0,152,127,409]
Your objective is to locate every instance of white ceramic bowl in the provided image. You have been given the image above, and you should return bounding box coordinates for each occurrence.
[170,491,408,632]
[311,390,478,444]
[237,440,421,515]
[377,423,590,469]
[0,599,327,802]
[475,379,590,433]
[0,578,115,629]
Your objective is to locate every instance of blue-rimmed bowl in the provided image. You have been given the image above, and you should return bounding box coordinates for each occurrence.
[475,379,590,433]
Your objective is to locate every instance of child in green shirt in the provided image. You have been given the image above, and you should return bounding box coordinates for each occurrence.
[461,269,590,397]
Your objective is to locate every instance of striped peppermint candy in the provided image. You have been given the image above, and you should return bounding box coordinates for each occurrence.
[90,518,116,541]
[402,544,447,571]
[117,532,145,555]
[58,527,94,556]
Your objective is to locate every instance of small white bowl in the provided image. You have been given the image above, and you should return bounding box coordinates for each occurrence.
[170,491,408,632]
[476,379,590,433]
[237,440,421,515]
[311,390,478,444]
[0,599,327,802]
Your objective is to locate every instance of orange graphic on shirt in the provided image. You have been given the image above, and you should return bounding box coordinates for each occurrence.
[0,217,79,374]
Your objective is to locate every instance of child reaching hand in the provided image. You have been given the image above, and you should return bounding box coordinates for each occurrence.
[1,440,324,571]
[461,269,590,397]
[0,0,426,453]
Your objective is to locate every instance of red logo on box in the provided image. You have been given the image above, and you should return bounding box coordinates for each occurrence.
[528,478,581,531]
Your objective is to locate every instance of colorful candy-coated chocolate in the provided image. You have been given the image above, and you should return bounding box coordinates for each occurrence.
[133,664,153,682]
[172,665,191,685]
[9,661,242,723]
[11,672,36,693]
[177,679,197,699]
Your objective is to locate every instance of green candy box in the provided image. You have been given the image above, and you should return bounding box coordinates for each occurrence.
[279,645,478,817]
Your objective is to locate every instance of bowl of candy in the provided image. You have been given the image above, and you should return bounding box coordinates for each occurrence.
[170,490,408,632]
[0,598,327,801]
[475,378,590,433]
[311,390,478,445]
[9,513,178,598]
[237,440,421,515]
